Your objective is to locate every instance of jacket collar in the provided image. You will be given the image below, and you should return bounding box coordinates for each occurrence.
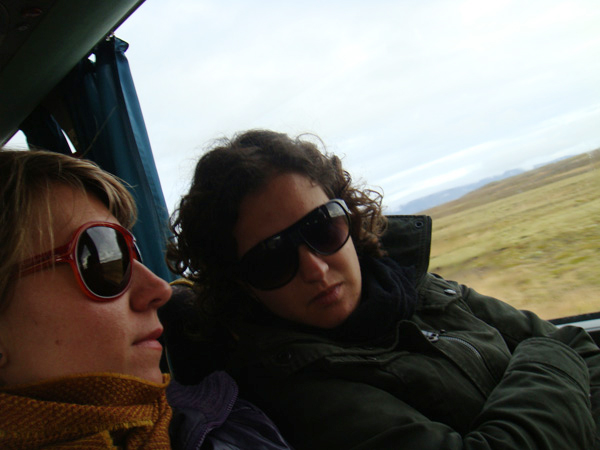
[380,215,431,285]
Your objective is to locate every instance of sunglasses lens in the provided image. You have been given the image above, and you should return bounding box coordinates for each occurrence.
[76,226,132,298]
[240,200,350,290]
[242,237,298,290]
[301,202,350,255]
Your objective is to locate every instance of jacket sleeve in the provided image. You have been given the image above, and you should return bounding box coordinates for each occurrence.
[256,335,595,450]
[455,280,600,448]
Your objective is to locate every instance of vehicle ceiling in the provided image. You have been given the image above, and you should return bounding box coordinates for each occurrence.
[0,0,144,144]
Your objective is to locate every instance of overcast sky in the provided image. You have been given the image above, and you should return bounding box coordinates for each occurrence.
[109,0,600,213]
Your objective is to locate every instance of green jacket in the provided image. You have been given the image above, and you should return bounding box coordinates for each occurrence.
[227,216,600,449]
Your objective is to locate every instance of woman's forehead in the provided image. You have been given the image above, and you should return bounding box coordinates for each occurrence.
[27,185,115,256]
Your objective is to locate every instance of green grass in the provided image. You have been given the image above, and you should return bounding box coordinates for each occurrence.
[423,149,600,320]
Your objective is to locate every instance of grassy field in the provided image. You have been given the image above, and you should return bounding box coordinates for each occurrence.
[422,149,600,320]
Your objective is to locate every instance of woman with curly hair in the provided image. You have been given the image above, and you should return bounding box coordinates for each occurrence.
[170,129,387,327]
[169,129,600,450]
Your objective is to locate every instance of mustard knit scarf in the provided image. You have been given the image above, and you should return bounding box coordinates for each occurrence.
[0,373,172,449]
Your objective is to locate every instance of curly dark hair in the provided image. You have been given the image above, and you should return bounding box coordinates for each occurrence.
[168,129,387,321]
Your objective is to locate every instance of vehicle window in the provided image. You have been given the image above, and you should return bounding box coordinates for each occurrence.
[5,131,27,148]
[426,149,599,320]
[34,1,600,320]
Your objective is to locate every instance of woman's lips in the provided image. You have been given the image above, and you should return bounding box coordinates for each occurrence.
[134,328,164,350]
[311,283,342,307]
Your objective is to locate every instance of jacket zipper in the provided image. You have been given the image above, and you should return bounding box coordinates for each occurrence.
[421,330,483,361]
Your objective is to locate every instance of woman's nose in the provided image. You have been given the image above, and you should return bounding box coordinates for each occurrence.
[128,260,172,312]
[297,245,329,282]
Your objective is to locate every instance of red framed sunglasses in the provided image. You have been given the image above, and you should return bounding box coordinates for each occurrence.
[19,221,141,301]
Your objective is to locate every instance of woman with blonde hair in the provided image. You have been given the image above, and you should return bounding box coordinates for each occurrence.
[0,149,291,449]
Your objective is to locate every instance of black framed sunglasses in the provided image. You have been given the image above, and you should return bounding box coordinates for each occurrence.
[19,221,141,301]
[237,199,351,290]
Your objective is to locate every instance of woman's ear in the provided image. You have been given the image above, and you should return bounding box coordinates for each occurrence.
[241,283,263,304]
[234,278,257,299]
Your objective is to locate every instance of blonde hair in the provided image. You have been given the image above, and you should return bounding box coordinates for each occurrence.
[0,149,137,310]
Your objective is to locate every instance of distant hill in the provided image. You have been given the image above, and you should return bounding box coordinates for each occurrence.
[388,152,593,215]
[423,149,600,219]
[420,148,600,320]
[389,169,524,214]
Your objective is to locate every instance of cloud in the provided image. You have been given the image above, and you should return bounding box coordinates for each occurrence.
[375,103,600,209]
[108,0,600,212]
